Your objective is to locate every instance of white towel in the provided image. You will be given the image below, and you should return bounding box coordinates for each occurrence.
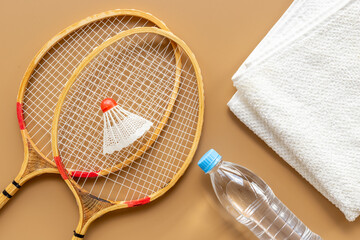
[228,0,360,221]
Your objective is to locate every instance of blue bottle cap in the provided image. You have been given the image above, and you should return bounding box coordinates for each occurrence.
[198,149,222,173]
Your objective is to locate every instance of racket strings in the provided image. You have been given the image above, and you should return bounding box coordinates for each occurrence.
[59,33,178,171]
[112,73,200,201]
[24,18,129,145]
[25,17,136,145]
[60,44,123,171]
[64,32,175,145]
[73,69,198,172]
[63,49,183,167]
[58,41,148,171]
[22,15,157,160]
[57,32,200,202]
[88,34,175,113]
[60,85,198,167]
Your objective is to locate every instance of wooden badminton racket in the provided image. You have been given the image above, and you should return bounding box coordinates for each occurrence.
[52,27,204,239]
[0,9,169,209]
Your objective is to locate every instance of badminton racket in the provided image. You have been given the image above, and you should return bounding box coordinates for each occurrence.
[0,9,169,209]
[52,27,204,239]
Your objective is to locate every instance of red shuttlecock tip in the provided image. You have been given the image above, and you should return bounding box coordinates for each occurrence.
[101,98,118,113]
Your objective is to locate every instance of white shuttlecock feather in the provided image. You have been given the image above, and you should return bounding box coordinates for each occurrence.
[101,98,153,155]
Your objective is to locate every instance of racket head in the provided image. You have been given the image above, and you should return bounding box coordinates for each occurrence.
[52,27,204,235]
[15,9,169,180]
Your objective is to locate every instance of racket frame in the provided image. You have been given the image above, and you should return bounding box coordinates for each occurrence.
[52,27,204,239]
[0,9,169,209]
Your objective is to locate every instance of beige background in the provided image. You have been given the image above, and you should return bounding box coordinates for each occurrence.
[0,0,359,239]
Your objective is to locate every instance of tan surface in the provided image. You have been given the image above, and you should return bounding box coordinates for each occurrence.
[0,0,359,239]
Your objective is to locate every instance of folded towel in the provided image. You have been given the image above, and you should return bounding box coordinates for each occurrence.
[228,0,360,221]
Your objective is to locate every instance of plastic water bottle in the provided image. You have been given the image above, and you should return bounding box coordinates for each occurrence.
[198,149,321,240]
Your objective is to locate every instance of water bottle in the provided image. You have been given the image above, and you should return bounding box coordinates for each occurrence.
[198,149,321,240]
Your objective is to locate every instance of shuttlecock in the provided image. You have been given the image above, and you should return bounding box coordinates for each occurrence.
[101,98,153,155]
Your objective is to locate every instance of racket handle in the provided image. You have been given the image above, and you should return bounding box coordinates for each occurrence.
[72,230,86,240]
[0,180,21,209]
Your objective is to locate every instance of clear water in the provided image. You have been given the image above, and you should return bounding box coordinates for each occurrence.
[209,161,321,240]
